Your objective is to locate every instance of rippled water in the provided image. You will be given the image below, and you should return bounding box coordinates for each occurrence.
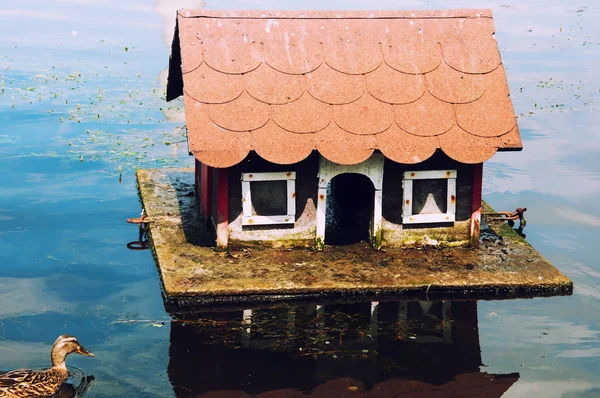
[0,0,599,396]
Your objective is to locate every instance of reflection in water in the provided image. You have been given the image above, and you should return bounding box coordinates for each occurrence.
[54,375,94,398]
[168,301,518,397]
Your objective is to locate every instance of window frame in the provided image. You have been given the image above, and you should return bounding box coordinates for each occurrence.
[402,170,457,224]
[241,172,296,226]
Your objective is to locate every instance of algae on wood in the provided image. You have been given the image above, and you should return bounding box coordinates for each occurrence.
[137,169,573,307]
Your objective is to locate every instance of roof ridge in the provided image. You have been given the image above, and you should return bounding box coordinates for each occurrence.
[178,9,494,20]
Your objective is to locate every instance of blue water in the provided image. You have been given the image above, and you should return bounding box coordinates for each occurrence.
[1,0,599,396]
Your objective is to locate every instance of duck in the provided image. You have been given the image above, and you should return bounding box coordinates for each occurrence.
[0,334,94,398]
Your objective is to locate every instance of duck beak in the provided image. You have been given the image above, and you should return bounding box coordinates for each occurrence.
[78,346,95,357]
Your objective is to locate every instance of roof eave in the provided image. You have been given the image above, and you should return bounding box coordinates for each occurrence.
[497,147,523,152]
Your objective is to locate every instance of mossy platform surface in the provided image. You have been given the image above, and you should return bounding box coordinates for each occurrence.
[137,168,572,307]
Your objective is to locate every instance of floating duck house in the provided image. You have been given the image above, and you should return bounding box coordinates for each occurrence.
[166,9,522,251]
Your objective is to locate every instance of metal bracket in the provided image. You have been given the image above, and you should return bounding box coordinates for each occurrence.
[484,207,527,231]
[126,215,150,250]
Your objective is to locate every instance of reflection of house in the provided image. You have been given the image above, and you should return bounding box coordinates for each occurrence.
[167,300,519,396]
[166,9,522,250]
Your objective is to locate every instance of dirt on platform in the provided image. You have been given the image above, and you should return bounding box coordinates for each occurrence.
[137,169,573,306]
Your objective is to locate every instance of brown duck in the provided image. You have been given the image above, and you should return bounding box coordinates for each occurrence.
[0,335,94,398]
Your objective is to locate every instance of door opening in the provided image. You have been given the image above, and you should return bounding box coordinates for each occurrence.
[324,173,375,245]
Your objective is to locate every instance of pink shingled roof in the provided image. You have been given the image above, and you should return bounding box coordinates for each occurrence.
[168,9,522,167]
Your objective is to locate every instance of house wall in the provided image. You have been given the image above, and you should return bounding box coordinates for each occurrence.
[194,160,218,243]
[227,152,319,248]
[381,152,473,246]
[215,151,474,249]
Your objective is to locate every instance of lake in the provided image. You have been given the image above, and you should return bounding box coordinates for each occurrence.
[0,0,599,396]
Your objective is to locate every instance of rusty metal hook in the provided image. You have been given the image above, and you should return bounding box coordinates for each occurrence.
[484,207,527,229]
[127,215,149,250]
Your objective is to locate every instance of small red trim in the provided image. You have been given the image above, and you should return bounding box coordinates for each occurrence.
[216,168,229,248]
[194,160,199,197]
[200,163,211,219]
[470,163,483,248]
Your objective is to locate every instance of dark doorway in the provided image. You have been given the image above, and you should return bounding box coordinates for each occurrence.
[325,173,374,245]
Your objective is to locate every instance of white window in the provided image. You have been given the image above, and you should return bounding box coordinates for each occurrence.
[241,172,296,226]
[402,170,457,224]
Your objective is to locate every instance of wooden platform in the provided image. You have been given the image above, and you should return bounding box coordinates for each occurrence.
[137,168,572,307]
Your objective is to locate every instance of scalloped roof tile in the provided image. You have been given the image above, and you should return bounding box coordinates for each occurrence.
[167,9,522,168]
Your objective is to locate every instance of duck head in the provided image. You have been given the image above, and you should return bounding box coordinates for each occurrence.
[51,335,94,368]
